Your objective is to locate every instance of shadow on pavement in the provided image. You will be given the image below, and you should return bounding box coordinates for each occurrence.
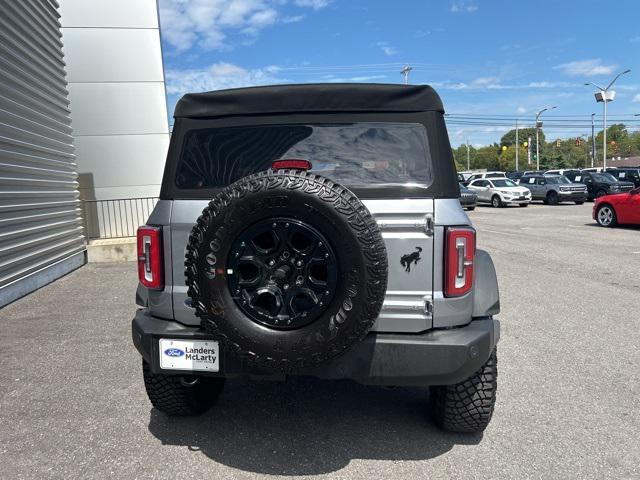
[583,223,640,230]
[147,376,481,475]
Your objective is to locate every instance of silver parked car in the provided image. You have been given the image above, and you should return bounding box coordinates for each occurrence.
[519,174,587,205]
[468,177,531,207]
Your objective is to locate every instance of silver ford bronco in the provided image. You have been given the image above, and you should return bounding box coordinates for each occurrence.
[132,83,501,433]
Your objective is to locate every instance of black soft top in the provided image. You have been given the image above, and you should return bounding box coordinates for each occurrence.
[174,83,444,118]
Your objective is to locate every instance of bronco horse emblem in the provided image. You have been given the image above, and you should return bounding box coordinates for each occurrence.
[400,247,422,273]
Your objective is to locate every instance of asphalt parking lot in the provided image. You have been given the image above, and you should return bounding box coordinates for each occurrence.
[1,203,639,479]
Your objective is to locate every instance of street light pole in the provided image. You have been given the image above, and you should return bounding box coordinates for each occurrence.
[585,69,631,169]
[591,113,596,167]
[465,138,470,170]
[515,119,519,171]
[535,106,557,170]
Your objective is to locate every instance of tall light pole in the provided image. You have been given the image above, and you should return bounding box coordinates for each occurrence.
[515,119,519,171]
[535,106,557,170]
[585,68,631,169]
[590,113,596,167]
[465,138,470,170]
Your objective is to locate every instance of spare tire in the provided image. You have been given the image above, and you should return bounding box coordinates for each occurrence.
[185,169,388,372]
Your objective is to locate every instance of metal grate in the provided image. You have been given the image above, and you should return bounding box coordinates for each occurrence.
[82,197,158,239]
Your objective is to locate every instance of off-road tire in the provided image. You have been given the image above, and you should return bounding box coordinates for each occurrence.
[546,191,559,205]
[491,195,502,208]
[142,360,225,416]
[429,349,497,433]
[185,169,388,373]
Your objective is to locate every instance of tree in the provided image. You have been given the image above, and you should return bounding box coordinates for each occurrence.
[500,127,544,153]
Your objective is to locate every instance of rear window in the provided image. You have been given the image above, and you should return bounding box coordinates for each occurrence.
[175,123,432,189]
[486,173,505,178]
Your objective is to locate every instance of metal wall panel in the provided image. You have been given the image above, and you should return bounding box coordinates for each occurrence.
[60,0,169,205]
[0,0,85,307]
[62,28,164,82]
[67,83,168,136]
[59,0,159,28]
[74,134,169,200]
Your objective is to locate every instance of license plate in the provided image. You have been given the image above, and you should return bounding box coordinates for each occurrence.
[159,339,220,372]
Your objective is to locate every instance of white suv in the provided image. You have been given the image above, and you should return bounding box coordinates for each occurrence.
[468,177,532,207]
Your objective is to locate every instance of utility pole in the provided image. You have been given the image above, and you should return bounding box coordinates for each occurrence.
[400,65,412,85]
[465,138,470,170]
[590,113,596,168]
[585,68,631,169]
[535,106,557,171]
[515,119,519,171]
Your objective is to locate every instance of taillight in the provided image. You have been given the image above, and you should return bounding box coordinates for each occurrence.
[137,225,163,290]
[444,227,475,297]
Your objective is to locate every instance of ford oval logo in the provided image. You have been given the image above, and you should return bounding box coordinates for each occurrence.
[164,348,185,357]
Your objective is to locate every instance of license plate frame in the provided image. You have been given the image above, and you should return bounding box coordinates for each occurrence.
[159,338,220,372]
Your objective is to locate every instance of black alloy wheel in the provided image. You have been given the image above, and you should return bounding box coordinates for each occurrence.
[227,218,338,330]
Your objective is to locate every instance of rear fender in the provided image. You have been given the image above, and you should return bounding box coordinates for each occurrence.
[472,249,500,317]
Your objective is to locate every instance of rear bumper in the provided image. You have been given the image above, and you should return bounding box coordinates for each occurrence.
[132,310,500,386]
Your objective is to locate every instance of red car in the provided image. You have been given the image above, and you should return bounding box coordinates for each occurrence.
[593,187,640,227]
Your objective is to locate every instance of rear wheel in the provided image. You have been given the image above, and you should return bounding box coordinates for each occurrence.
[546,191,559,205]
[575,201,584,205]
[429,349,497,433]
[491,195,502,208]
[596,189,607,198]
[142,360,225,416]
[596,204,617,227]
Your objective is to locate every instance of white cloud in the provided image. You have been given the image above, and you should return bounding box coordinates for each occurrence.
[376,41,398,56]
[516,106,526,114]
[159,0,323,52]
[165,62,285,94]
[451,1,478,13]
[553,59,618,77]
[472,76,499,86]
[633,94,640,103]
[431,80,577,91]
[293,0,329,10]
[282,15,304,23]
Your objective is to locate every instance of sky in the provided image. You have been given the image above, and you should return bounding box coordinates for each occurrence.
[158,0,640,147]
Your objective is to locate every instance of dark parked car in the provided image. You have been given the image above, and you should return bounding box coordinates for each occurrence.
[459,182,477,210]
[564,171,634,200]
[606,168,640,188]
[506,170,524,182]
[519,174,587,205]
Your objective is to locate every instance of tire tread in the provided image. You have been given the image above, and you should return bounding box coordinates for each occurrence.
[430,349,498,433]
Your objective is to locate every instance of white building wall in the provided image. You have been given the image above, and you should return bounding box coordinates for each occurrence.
[59,0,169,202]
